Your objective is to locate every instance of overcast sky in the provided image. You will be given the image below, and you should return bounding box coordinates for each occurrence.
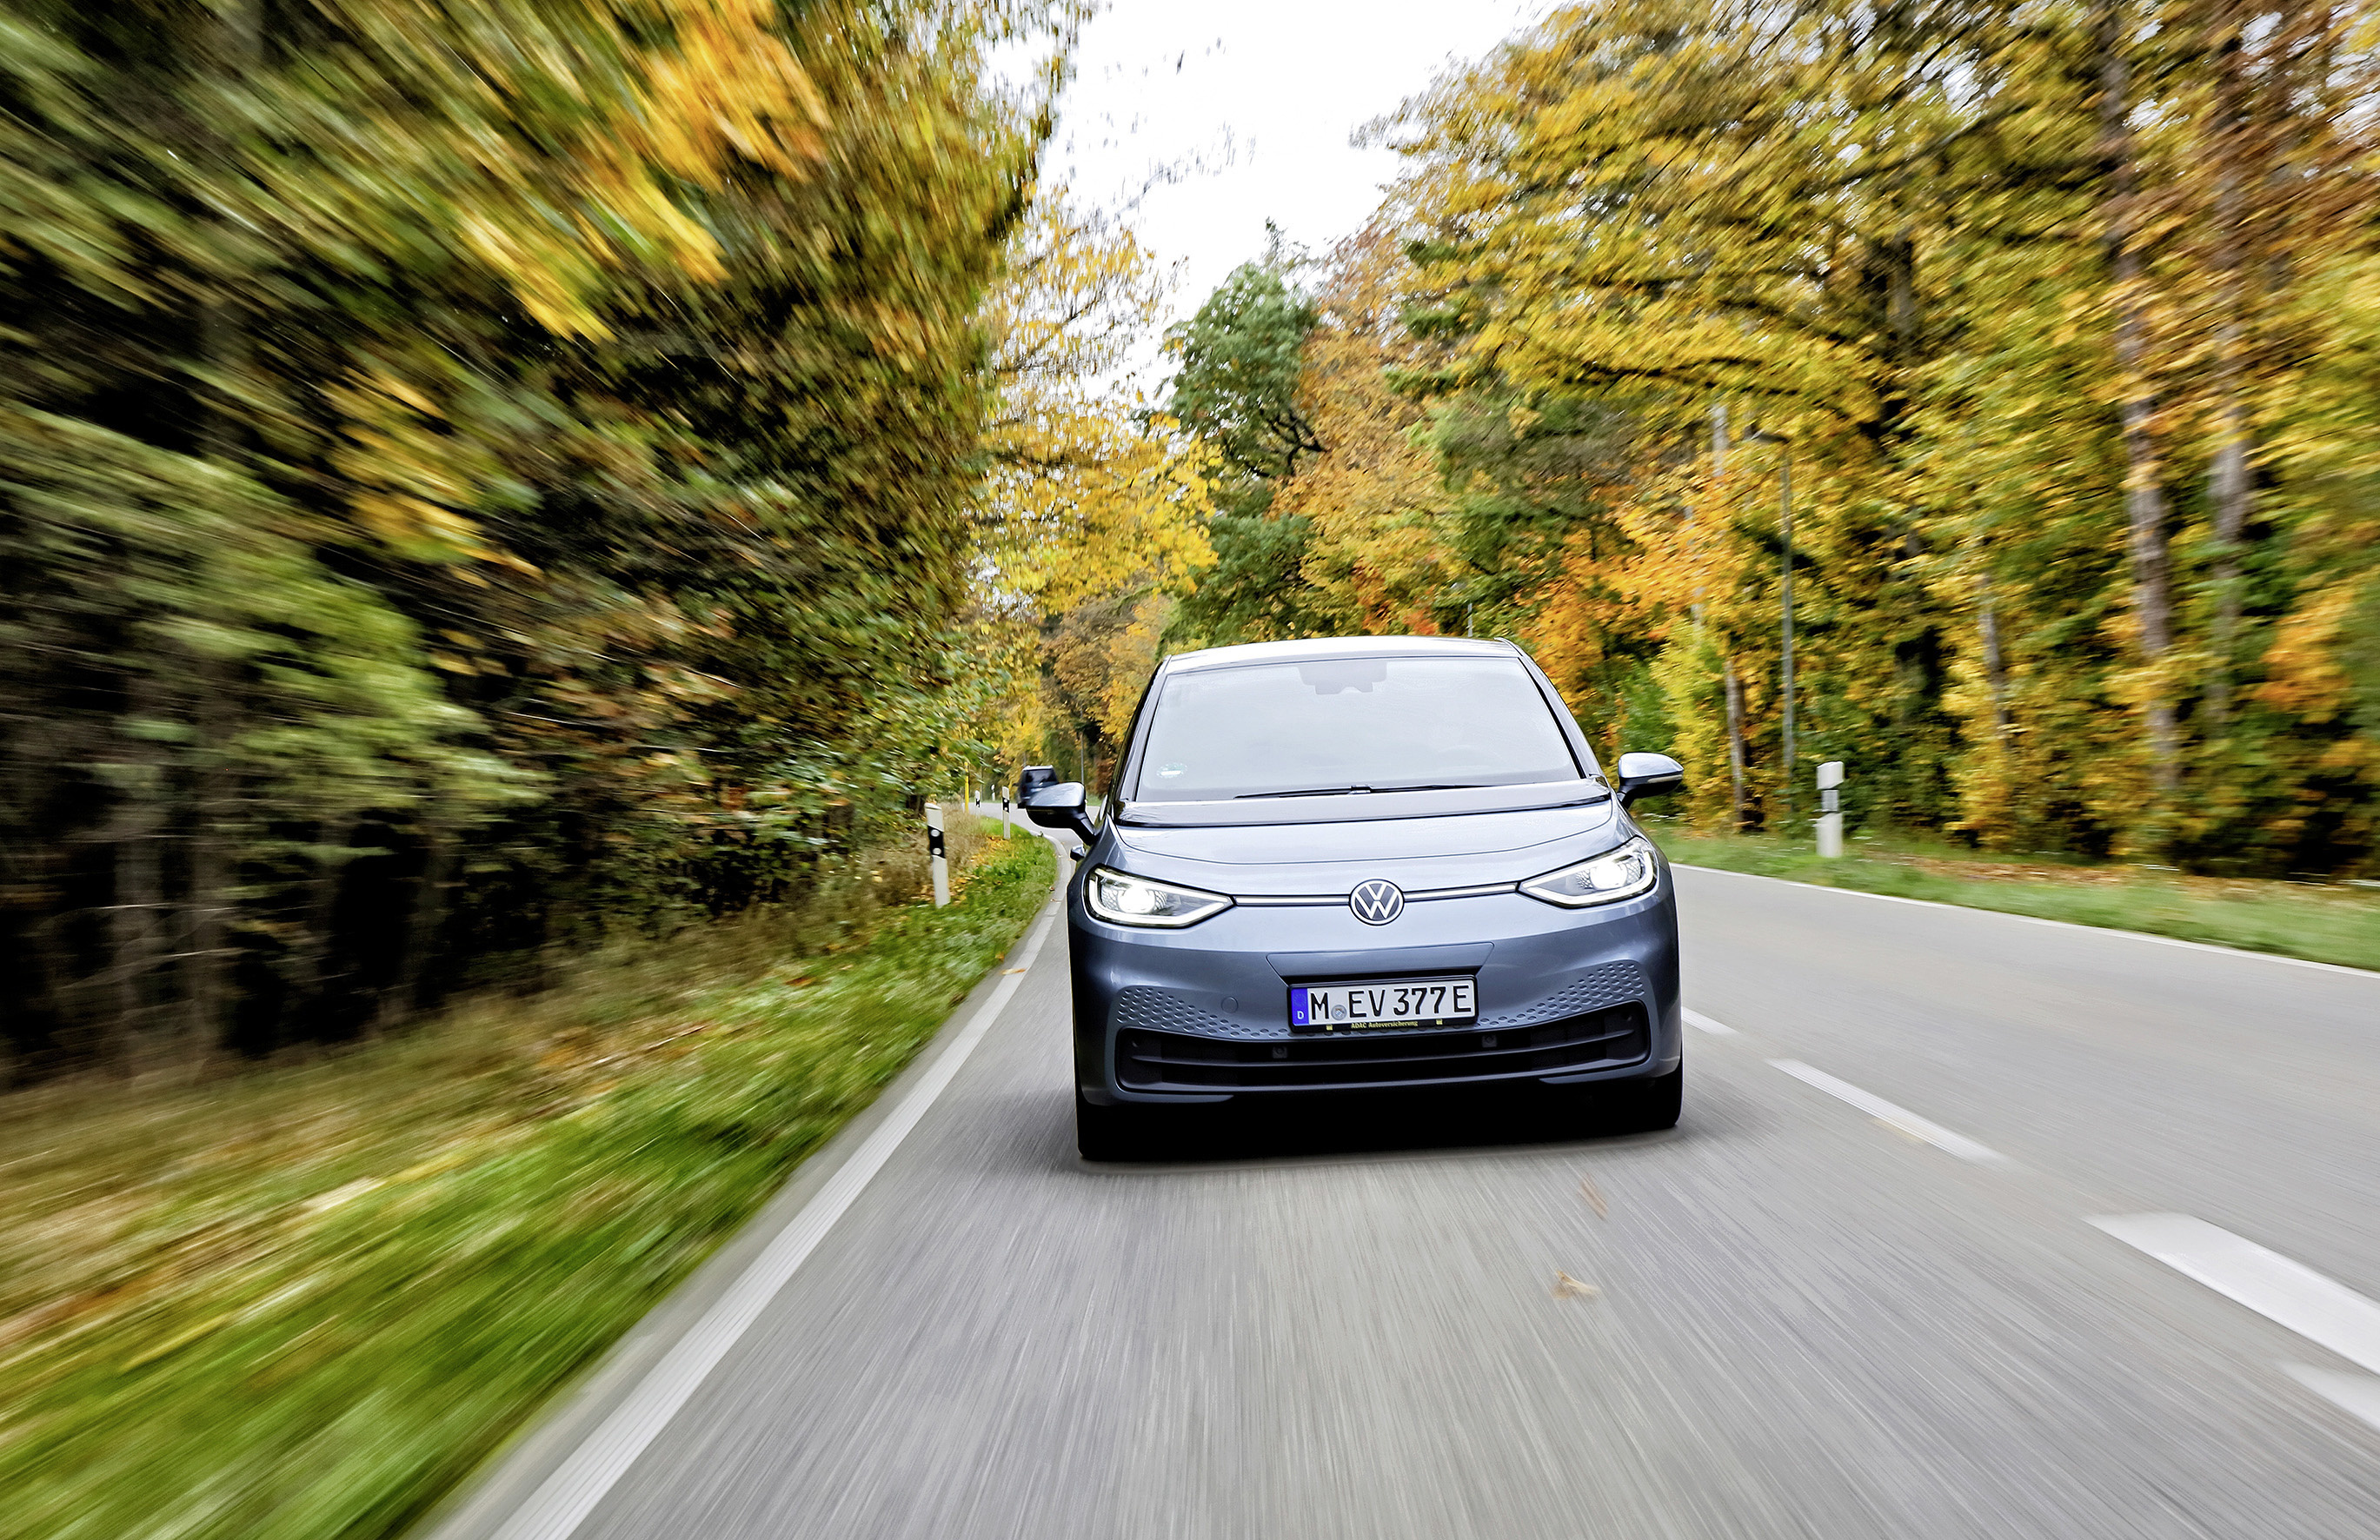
[1042,0,1542,390]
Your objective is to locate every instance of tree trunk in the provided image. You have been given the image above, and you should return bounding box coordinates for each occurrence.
[296,820,361,1042]
[376,825,451,1037]
[1723,658,1749,830]
[180,659,234,1065]
[2203,6,2253,734]
[1707,403,1749,831]
[2099,2,2181,799]
[179,0,261,1066]
[99,672,168,1074]
[1978,574,2013,745]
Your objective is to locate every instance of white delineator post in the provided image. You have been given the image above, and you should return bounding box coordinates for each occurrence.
[1817,760,1845,858]
[926,801,949,906]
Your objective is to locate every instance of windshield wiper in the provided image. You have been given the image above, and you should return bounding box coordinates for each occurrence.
[1235,782,1489,800]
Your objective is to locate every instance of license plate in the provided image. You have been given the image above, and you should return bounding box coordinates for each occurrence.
[1290,977,1477,1032]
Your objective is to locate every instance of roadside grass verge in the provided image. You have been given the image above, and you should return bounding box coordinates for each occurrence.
[1650,825,2380,973]
[0,820,1054,1540]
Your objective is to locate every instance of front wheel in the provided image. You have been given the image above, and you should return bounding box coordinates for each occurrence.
[1075,1088,1146,1161]
[1612,1064,1683,1132]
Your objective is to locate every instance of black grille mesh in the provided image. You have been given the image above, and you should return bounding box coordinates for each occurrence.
[1478,961,1645,1028]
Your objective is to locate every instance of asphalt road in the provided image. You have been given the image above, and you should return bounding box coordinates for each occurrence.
[438,852,2380,1540]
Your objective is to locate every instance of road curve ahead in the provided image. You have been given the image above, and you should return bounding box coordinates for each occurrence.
[438,858,2380,1540]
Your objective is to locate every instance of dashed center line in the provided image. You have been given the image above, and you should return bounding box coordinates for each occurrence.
[2283,1364,2380,1433]
[1768,1059,2012,1166]
[1693,1004,2380,1442]
[2091,1213,2380,1435]
[2090,1214,2380,1377]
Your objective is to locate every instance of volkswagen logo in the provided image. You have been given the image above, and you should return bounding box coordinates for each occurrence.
[1349,879,1406,926]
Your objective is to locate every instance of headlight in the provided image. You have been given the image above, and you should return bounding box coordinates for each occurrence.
[1084,866,1233,928]
[1519,836,1660,908]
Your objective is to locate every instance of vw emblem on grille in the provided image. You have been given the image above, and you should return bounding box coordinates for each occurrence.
[1349,879,1406,926]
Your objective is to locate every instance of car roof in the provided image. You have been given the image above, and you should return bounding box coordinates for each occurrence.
[1161,634,1521,674]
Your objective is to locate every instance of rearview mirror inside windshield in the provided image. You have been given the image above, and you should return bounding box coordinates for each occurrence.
[1296,659,1389,694]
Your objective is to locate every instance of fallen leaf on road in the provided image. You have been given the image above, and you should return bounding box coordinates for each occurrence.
[1578,1176,1607,1218]
[1004,968,1027,975]
[1552,1271,1599,1300]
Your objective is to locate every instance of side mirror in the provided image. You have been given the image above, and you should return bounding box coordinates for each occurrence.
[1615,752,1685,808]
[1020,774,1099,843]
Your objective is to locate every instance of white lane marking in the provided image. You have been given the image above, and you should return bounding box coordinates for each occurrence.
[1675,864,2378,981]
[2283,1363,2380,1434]
[1768,1059,2012,1165]
[1682,1008,1737,1036]
[489,899,1065,1540]
[2089,1214,2380,1378]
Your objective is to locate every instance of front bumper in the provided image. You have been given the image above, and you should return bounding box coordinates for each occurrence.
[1068,871,1680,1105]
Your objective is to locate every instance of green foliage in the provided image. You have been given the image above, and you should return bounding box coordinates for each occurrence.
[1173,506,1324,647]
[1426,390,1635,634]
[1164,253,1340,645]
[1164,261,1326,484]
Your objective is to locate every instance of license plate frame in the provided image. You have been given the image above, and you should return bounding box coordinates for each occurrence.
[1289,976,1477,1033]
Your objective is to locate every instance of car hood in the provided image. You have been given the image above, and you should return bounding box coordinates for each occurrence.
[1106,801,1624,894]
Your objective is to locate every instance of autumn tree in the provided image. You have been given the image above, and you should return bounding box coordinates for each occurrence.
[974,189,1213,791]
[1290,0,2380,869]
[0,0,1054,1076]
[1164,244,1339,644]
[1273,227,1461,635]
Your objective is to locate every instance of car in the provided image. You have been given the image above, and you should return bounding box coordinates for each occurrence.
[1020,634,1686,1161]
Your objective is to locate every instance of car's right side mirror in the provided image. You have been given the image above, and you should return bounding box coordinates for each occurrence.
[1019,766,1098,842]
[1615,752,1685,808]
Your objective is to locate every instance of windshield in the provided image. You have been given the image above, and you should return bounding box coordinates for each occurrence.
[1130,655,1583,803]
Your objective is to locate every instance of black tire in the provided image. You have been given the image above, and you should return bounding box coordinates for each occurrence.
[1075,1088,1143,1161]
[1613,1064,1683,1132]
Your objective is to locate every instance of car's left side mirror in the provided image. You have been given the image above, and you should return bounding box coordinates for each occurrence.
[1615,752,1685,808]
[1020,775,1099,843]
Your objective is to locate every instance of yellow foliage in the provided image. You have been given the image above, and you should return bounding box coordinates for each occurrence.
[2256,581,2358,720]
[980,190,1215,620]
[1280,228,1457,633]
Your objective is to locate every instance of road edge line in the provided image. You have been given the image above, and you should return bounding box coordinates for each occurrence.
[484,895,1062,1540]
[419,846,1068,1540]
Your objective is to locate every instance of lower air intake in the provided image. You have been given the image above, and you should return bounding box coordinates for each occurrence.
[1115,1002,1650,1092]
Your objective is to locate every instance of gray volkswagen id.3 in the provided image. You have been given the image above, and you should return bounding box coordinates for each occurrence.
[1020,635,1685,1160]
